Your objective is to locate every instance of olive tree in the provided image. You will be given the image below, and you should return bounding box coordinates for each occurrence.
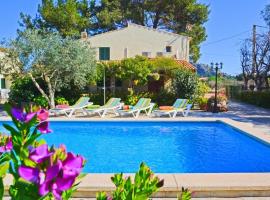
[0,29,96,108]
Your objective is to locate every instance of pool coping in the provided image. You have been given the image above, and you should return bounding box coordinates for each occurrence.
[2,117,270,198]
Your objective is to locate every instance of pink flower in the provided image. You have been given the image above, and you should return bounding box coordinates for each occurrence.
[37,109,49,122]
[37,121,52,134]
[29,144,53,163]
[11,108,36,123]
[18,146,84,200]
[0,137,13,153]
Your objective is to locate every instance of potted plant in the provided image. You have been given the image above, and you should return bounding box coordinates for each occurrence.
[198,97,208,111]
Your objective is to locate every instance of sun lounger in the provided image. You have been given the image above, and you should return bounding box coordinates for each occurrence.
[117,98,155,118]
[152,99,192,118]
[84,98,122,118]
[49,97,92,118]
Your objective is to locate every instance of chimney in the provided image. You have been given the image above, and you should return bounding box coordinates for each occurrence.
[81,31,88,39]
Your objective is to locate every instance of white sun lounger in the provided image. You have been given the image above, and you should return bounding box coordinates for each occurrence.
[117,98,155,118]
[152,99,192,118]
[49,97,92,118]
[84,98,122,118]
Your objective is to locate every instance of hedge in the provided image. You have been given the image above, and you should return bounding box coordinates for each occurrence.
[234,90,270,109]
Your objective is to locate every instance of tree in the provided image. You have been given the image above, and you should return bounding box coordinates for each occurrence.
[19,0,92,37]
[240,34,270,90]
[20,0,209,62]
[0,29,96,108]
[240,40,252,90]
[262,4,270,27]
[93,0,209,62]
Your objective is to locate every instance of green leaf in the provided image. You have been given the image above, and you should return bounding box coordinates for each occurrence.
[3,124,20,137]
[0,153,10,165]
[0,162,9,177]
[96,191,108,200]
[179,187,192,200]
[24,132,41,148]
[0,178,3,200]
[9,179,40,200]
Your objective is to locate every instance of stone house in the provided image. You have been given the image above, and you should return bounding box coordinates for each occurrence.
[84,23,195,93]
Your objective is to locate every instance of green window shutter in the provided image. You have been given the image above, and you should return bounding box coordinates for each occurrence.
[99,47,110,60]
[1,78,6,89]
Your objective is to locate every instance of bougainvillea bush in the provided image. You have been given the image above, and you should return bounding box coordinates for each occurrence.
[0,104,85,200]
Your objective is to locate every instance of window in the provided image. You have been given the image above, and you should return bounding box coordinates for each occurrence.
[1,78,5,89]
[166,46,172,53]
[99,47,110,60]
[142,52,151,57]
[156,52,164,57]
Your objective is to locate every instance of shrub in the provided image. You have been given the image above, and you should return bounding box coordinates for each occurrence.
[149,90,176,106]
[55,97,69,105]
[193,81,211,105]
[125,91,150,105]
[179,187,192,200]
[207,94,228,112]
[235,91,270,108]
[8,77,43,105]
[96,163,164,200]
[194,81,210,98]
[9,76,85,106]
[55,82,86,105]
[172,69,198,99]
[197,97,208,110]
[0,105,85,199]
[33,96,49,108]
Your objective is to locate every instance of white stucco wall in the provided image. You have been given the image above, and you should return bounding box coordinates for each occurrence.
[87,23,190,61]
[0,51,12,90]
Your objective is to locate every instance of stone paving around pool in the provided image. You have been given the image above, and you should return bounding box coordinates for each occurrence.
[189,101,270,134]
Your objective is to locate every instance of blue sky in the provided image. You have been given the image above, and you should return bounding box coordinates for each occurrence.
[199,0,269,75]
[0,0,269,75]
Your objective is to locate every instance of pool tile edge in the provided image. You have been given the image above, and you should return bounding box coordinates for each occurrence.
[4,173,270,198]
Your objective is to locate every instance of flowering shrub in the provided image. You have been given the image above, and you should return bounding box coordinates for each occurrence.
[0,104,85,200]
[207,94,228,112]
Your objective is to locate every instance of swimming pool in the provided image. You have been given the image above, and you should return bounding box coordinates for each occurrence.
[1,121,270,173]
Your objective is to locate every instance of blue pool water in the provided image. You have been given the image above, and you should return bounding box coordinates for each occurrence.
[1,121,270,173]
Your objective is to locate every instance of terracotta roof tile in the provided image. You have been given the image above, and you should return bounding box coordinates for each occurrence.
[175,60,196,72]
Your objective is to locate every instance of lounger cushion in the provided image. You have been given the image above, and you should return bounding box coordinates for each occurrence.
[159,106,173,110]
[87,105,100,109]
[56,104,69,109]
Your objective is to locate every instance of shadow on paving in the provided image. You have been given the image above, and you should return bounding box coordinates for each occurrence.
[191,101,270,133]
